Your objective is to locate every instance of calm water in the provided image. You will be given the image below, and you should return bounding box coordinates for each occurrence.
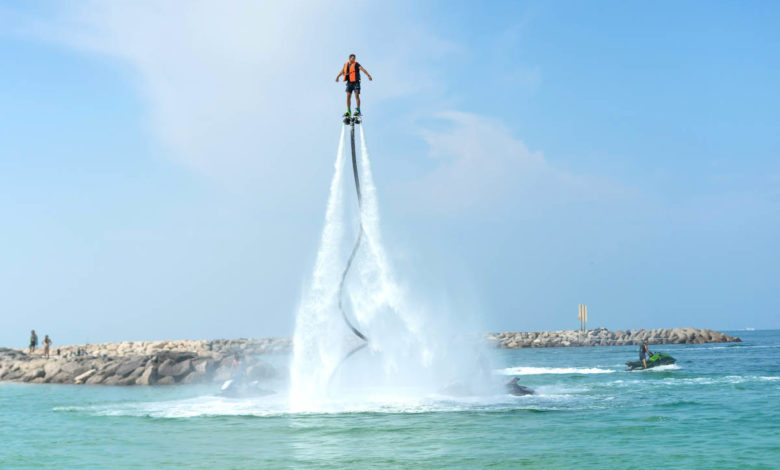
[1,330,778,469]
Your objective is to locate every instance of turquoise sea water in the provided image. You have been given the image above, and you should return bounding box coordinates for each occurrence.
[1,330,778,469]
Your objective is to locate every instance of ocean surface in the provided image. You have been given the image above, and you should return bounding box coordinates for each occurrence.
[1,330,778,469]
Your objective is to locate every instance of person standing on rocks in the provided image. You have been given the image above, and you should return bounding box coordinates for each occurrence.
[29,330,38,354]
[639,339,653,368]
[43,335,52,359]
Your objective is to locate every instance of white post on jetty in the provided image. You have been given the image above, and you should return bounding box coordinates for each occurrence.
[578,304,588,331]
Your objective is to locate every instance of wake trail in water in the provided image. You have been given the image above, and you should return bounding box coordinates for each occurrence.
[499,366,616,375]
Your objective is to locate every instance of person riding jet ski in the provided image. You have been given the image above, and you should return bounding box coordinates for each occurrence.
[639,339,652,369]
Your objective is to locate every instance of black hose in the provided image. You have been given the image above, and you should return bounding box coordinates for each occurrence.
[330,121,369,388]
[349,124,362,205]
[336,122,368,343]
[328,342,367,386]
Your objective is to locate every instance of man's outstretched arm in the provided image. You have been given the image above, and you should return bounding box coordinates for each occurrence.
[359,66,373,80]
[335,69,344,82]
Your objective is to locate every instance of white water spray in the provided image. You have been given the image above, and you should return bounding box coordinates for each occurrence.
[291,125,489,411]
[290,127,350,409]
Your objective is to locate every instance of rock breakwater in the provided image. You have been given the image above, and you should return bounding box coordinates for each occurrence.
[0,338,290,386]
[486,327,740,348]
[1,329,740,385]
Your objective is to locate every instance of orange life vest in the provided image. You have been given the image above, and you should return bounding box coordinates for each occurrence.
[342,61,360,82]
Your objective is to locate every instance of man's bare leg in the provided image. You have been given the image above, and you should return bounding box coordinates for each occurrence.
[346,92,352,111]
[355,92,361,109]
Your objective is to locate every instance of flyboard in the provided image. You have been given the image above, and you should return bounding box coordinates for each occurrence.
[330,114,369,384]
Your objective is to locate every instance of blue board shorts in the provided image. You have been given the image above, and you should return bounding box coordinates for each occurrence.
[346,81,361,93]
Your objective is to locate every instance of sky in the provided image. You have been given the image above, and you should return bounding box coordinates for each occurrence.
[1,1,778,346]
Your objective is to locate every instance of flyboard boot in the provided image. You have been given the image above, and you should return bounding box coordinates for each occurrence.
[342,109,362,125]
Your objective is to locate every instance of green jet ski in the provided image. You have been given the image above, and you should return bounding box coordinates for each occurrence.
[626,352,676,371]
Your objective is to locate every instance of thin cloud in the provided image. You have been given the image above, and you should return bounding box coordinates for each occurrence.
[21,1,457,188]
[400,111,630,216]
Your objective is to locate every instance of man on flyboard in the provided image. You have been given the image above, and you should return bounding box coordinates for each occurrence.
[335,53,373,119]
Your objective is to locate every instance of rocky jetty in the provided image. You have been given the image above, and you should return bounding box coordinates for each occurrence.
[0,338,289,386]
[486,327,740,349]
[1,329,741,385]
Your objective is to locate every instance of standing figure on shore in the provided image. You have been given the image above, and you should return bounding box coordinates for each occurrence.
[43,335,52,359]
[335,54,372,118]
[29,330,38,354]
[639,339,653,368]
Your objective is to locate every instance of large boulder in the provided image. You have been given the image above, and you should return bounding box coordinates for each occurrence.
[156,376,176,385]
[192,358,215,375]
[115,357,147,378]
[180,370,208,384]
[74,369,96,384]
[86,373,107,385]
[43,361,62,379]
[102,375,122,386]
[158,358,192,378]
[99,362,121,377]
[2,366,23,381]
[60,361,91,378]
[48,370,75,384]
[116,365,146,385]
[22,368,45,381]
[155,351,197,363]
[135,364,157,385]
